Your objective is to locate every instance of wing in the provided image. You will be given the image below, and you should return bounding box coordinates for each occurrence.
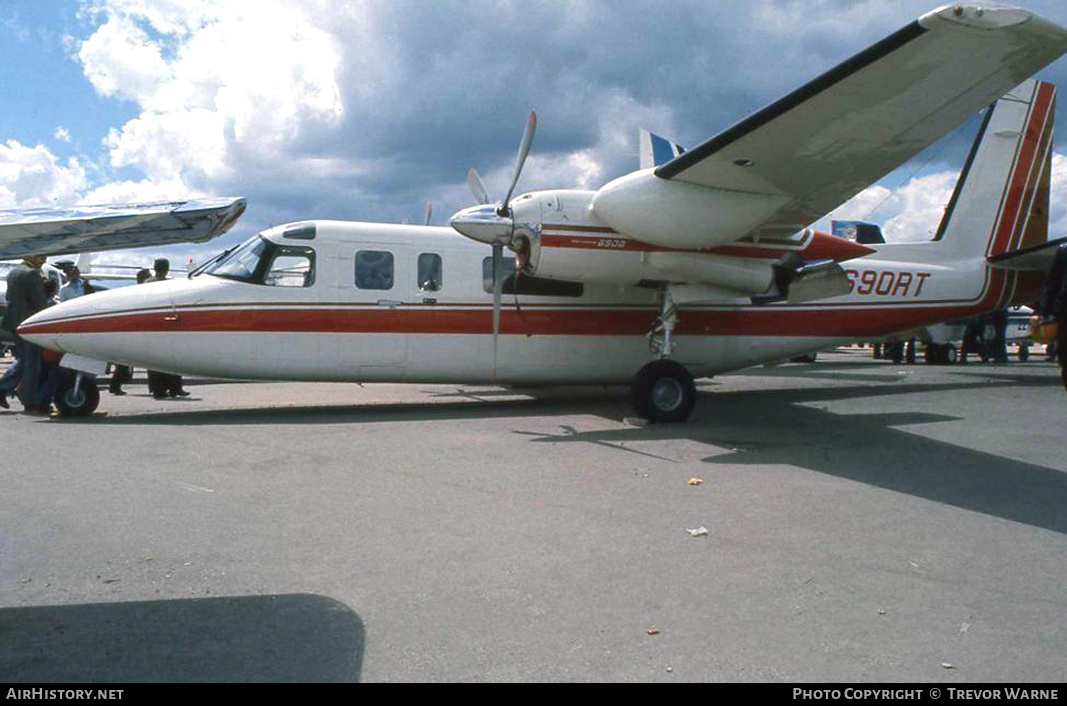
[0,197,246,259]
[594,5,1067,249]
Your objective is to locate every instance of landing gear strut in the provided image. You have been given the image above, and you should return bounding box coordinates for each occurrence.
[647,288,678,359]
[631,289,696,422]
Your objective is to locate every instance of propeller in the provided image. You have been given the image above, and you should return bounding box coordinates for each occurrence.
[450,110,538,382]
[467,168,490,205]
[498,110,537,217]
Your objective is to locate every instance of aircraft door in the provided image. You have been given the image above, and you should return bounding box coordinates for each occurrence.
[333,242,409,379]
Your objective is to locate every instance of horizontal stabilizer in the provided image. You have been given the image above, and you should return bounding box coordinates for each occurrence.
[987,235,1067,271]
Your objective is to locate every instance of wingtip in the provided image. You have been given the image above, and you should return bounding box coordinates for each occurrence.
[921,4,1034,31]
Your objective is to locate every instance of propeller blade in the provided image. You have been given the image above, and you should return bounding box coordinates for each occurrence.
[424,200,433,226]
[491,240,503,382]
[498,110,537,217]
[467,168,490,205]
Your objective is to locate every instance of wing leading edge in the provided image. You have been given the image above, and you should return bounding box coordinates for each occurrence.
[0,197,246,259]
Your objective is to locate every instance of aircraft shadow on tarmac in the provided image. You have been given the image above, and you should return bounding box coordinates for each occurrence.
[515,378,1067,536]
[0,593,364,683]
[67,372,1066,535]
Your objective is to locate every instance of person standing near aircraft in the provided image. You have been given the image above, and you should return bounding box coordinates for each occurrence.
[0,255,50,413]
[1037,243,1067,390]
[109,268,153,396]
[58,266,85,302]
[146,259,189,399]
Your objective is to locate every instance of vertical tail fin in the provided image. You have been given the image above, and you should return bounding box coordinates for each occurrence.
[934,79,1055,259]
[638,129,685,170]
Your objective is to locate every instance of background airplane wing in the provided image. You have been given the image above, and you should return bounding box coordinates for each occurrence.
[653,5,1067,240]
[0,197,246,259]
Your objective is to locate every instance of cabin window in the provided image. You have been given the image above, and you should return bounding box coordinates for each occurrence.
[264,246,315,287]
[355,250,394,290]
[418,253,443,292]
[481,257,584,297]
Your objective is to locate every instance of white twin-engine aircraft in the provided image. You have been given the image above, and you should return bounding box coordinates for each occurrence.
[16,4,1067,420]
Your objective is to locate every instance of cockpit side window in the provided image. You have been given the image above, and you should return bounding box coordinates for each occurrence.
[355,250,394,290]
[263,246,315,287]
[204,235,316,287]
[418,253,442,292]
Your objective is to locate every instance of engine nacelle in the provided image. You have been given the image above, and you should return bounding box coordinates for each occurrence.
[508,188,870,299]
[522,228,776,294]
[591,169,789,250]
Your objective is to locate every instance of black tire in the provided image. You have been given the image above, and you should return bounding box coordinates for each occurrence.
[631,360,696,423]
[53,378,101,417]
[790,353,817,363]
[945,344,958,364]
[1017,344,1030,362]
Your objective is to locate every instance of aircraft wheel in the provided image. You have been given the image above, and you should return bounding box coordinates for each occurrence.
[631,360,696,423]
[53,377,100,418]
[1017,344,1030,362]
[945,344,958,364]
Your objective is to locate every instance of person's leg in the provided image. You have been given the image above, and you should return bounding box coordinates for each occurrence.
[109,364,130,395]
[1059,322,1067,393]
[16,342,41,409]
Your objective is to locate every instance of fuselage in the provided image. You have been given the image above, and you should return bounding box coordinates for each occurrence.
[17,216,1029,385]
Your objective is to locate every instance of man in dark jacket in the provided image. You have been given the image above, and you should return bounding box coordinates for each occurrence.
[0,255,50,413]
[1037,243,1067,391]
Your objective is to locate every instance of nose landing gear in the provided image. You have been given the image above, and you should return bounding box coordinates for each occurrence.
[53,371,101,417]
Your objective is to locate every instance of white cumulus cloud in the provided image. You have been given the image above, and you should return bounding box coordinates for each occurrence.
[0,140,87,208]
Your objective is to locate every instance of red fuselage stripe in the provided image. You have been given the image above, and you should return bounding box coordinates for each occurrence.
[21,295,1004,338]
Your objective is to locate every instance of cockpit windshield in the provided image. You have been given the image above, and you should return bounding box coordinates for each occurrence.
[204,234,268,281]
[203,234,315,287]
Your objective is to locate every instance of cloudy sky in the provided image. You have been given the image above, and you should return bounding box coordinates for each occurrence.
[3,0,1067,267]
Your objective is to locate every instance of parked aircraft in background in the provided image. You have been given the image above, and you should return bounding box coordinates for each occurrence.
[0,198,245,354]
[14,3,1067,420]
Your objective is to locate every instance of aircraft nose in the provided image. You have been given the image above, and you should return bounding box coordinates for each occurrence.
[449,204,513,245]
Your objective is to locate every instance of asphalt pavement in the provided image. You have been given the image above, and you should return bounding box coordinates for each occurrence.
[0,347,1064,682]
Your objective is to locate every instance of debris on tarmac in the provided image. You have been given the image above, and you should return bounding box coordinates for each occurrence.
[687,477,703,486]
[647,628,660,636]
[941,663,957,670]
[686,526,709,538]
[623,417,649,427]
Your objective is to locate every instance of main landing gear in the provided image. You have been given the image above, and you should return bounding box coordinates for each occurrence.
[631,289,697,423]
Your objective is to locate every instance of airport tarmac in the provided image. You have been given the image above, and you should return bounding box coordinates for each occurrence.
[0,347,1064,683]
